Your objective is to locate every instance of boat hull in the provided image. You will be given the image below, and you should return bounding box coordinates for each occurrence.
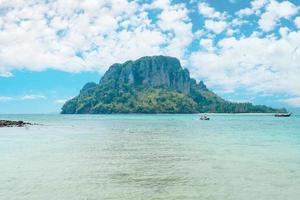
[275,113,291,117]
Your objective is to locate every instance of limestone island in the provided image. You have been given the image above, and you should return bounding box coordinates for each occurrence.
[61,55,286,114]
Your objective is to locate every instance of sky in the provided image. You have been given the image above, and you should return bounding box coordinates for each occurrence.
[0,0,299,114]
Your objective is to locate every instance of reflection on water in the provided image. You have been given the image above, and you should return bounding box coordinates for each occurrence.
[0,114,300,199]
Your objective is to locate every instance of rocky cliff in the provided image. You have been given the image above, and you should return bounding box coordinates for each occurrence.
[100,56,191,94]
[61,55,286,114]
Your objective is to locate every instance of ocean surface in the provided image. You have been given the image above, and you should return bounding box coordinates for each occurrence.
[0,114,299,200]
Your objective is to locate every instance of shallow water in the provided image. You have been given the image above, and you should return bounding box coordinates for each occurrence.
[0,114,299,200]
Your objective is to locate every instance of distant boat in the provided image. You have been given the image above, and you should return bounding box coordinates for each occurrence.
[200,115,210,120]
[274,113,292,117]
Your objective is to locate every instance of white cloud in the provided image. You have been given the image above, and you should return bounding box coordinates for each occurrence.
[237,8,254,16]
[237,0,269,16]
[295,17,300,29]
[155,1,193,59]
[55,99,67,104]
[251,0,270,11]
[0,71,13,77]
[21,95,46,100]
[150,0,170,9]
[0,0,192,74]
[198,2,224,19]
[204,20,228,34]
[190,30,300,97]
[198,2,232,35]
[237,0,299,31]
[283,97,300,107]
[258,0,298,32]
[0,96,14,102]
[226,28,239,36]
[0,94,46,101]
[279,27,290,37]
[200,38,214,51]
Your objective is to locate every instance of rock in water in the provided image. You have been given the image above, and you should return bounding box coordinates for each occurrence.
[61,55,287,114]
[0,120,32,127]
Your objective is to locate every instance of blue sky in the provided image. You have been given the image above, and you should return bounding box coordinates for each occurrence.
[0,0,299,113]
[0,70,100,113]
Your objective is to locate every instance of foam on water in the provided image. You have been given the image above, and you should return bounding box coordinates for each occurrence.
[0,114,299,200]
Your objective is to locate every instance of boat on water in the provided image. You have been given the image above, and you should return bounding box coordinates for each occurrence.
[200,114,210,120]
[274,113,292,117]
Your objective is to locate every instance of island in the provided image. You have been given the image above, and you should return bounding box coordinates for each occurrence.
[61,55,286,114]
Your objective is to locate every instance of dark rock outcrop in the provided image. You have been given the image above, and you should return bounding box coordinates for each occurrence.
[0,120,32,127]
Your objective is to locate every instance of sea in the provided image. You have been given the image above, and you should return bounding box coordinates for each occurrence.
[0,114,299,200]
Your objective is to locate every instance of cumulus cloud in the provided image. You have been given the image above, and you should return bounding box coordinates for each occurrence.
[258,0,298,32]
[190,30,300,97]
[154,1,193,59]
[0,0,192,74]
[198,2,237,36]
[204,20,228,34]
[199,38,214,51]
[237,0,298,32]
[295,17,300,29]
[237,0,269,16]
[198,2,225,20]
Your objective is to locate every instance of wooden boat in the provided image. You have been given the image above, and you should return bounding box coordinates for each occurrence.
[274,113,292,117]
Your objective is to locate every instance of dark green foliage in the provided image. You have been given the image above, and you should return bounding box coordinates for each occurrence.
[61,55,286,114]
[61,85,198,114]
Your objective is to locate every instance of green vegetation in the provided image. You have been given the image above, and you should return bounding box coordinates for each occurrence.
[62,83,198,114]
[61,56,286,114]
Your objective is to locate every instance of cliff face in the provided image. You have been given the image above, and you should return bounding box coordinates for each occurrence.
[61,55,286,114]
[100,56,191,94]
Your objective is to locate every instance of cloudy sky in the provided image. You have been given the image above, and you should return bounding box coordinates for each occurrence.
[0,0,299,113]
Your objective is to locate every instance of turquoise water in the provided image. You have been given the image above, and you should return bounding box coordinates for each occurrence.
[0,114,299,200]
